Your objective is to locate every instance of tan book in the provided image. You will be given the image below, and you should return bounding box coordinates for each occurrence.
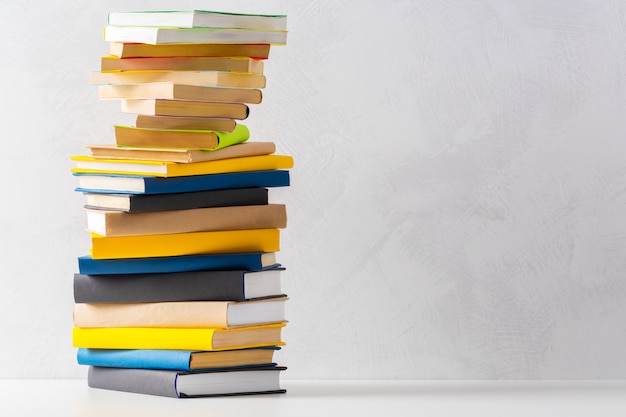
[101,55,264,74]
[90,70,266,89]
[86,203,287,236]
[99,83,262,104]
[73,297,288,328]
[121,99,249,119]
[134,115,236,132]
[88,142,275,163]
[109,42,271,59]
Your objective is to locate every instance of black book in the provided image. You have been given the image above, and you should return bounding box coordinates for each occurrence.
[84,187,268,212]
[74,268,284,303]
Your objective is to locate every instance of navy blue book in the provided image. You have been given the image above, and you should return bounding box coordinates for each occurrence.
[74,169,290,194]
[77,252,279,275]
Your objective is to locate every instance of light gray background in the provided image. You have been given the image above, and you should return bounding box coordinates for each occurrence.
[0,0,625,379]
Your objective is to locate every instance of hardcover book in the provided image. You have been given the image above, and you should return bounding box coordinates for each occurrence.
[72,323,286,350]
[77,252,280,275]
[73,297,288,328]
[74,268,284,302]
[83,187,269,212]
[89,228,280,259]
[77,347,281,371]
[87,366,286,398]
[74,169,291,194]
[86,204,287,236]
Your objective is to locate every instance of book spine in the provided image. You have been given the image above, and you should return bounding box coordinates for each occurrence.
[78,349,192,371]
[88,366,180,398]
[74,270,246,303]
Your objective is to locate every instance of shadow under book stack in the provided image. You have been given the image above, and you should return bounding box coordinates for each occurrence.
[70,10,291,398]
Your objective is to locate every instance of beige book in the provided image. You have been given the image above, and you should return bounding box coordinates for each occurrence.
[87,142,276,163]
[109,42,271,59]
[86,204,287,236]
[73,297,288,329]
[134,115,237,132]
[101,55,264,74]
[91,70,266,89]
[99,83,262,104]
[121,99,249,119]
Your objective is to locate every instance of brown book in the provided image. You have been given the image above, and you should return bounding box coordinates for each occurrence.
[135,115,236,132]
[88,142,276,163]
[90,71,266,89]
[99,83,262,104]
[101,55,264,74]
[121,99,249,119]
[86,204,287,236]
[109,42,271,59]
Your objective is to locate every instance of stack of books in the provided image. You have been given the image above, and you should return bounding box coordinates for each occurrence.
[70,10,291,398]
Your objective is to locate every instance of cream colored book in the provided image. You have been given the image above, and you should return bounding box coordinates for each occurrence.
[99,83,262,104]
[73,297,288,328]
[90,70,267,89]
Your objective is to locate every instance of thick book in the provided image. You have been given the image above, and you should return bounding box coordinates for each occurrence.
[87,142,276,163]
[72,323,286,350]
[99,83,262,104]
[86,204,287,236]
[109,42,271,59]
[73,297,287,328]
[72,154,294,177]
[74,169,290,194]
[91,70,266,90]
[74,268,284,302]
[77,347,281,371]
[112,123,249,151]
[108,10,287,31]
[90,228,280,259]
[101,55,264,73]
[83,187,269,212]
[77,252,279,275]
[121,98,249,119]
[87,366,286,398]
[104,25,287,46]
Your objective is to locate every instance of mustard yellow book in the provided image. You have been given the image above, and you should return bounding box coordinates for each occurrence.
[90,228,280,259]
[72,323,286,351]
[108,42,271,59]
[71,154,294,177]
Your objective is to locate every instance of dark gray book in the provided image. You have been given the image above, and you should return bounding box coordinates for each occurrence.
[83,187,268,212]
[88,366,287,398]
[73,268,284,303]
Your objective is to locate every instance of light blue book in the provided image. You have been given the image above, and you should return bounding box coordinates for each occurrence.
[77,347,280,372]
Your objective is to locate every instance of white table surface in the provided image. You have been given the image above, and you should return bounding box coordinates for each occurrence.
[1,379,625,416]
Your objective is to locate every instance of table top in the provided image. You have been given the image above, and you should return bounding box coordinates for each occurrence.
[1,379,625,417]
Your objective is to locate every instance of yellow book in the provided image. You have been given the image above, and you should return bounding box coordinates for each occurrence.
[90,228,280,259]
[72,323,286,351]
[71,154,294,177]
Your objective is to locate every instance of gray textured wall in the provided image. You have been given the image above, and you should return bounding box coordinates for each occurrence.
[0,0,625,378]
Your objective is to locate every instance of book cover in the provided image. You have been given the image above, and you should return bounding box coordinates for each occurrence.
[101,55,264,73]
[77,252,280,275]
[87,142,275,163]
[74,268,284,302]
[74,169,291,194]
[99,83,262,104]
[77,347,281,371]
[87,366,286,398]
[72,154,294,177]
[90,228,280,259]
[104,25,288,45]
[133,115,239,132]
[107,10,287,31]
[108,42,271,59]
[72,323,286,350]
[73,298,288,328]
[83,187,269,212]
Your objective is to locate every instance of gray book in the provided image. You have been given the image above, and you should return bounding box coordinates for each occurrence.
[88,366,287,398]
